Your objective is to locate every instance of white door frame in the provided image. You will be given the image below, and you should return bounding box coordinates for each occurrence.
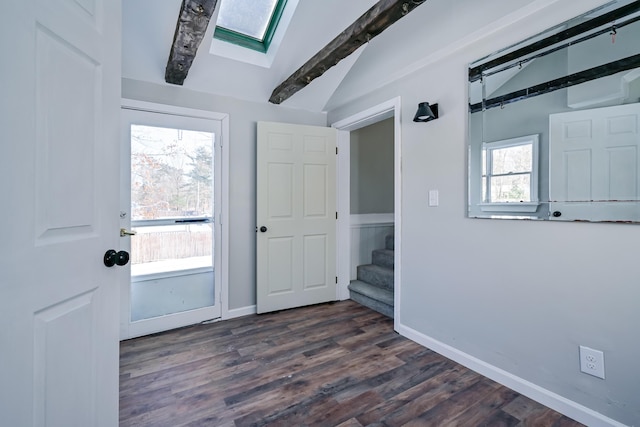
[120,99,231,325]
[331,97,402,325]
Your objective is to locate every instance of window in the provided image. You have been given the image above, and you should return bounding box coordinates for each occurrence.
[480,134,540,212]
[130,124,215,276]
[214,0,288,53]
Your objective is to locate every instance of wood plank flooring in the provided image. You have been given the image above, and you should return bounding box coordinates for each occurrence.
[120,301,584,427]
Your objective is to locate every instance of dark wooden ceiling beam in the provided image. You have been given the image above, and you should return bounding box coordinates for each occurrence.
[269,0,427,104]
[165,0,218,85]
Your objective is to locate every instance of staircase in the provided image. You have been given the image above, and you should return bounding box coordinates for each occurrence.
[348,234,394,318]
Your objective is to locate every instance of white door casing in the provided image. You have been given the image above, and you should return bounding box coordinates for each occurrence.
[332,97,402,323]
[0,0,121,426]
[256,122,337,314]
[549,103,640,221]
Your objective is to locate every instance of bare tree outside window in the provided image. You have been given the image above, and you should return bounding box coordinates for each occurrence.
[482,135,539,204]
[130,125,215,274]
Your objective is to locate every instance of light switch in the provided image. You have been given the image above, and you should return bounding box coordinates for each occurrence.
[428,190,439,207]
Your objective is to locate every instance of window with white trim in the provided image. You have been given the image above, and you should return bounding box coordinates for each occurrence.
[480,134,539,212]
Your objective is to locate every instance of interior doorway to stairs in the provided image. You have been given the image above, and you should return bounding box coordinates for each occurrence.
[333,97,402,326]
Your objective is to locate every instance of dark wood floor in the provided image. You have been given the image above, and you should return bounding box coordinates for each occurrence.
[120,301,584,427]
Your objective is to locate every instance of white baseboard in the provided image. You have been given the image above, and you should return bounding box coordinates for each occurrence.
[396,322,628,427]
[224,305,257,320]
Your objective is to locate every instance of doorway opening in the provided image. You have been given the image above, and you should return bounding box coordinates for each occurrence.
[120,100,229,339]
[333,97,402,325]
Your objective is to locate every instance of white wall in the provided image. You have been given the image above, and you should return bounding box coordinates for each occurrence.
[350,117,395,214]
[328,2,640,426]
[122,78,327,311]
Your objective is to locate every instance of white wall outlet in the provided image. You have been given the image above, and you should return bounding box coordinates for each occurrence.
[428,189,439,207]
[579,345,605,379]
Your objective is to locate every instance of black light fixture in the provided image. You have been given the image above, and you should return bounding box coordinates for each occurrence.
[413,102,439,122]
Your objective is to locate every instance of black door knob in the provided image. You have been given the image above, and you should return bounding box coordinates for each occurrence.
[116,250,130,266]
[260,226,268,232]
[552,211,562,217]
[104,249,117,267]
[104,249,130,267]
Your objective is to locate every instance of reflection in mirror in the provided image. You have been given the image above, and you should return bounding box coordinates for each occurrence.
[480,134,539,212]
[468,0,640,223]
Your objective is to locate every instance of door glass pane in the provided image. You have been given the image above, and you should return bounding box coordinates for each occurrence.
[131,125,213,221]
[130,124,214,276]
[131,272,215,322]
[131,223,213,276]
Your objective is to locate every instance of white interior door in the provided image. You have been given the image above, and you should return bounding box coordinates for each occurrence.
[0,0,121,425]
[257,122,337,314]
[549,103,640,221]
[120,104,223,339]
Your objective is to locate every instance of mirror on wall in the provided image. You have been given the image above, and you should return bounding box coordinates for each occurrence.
[468,0,640,223]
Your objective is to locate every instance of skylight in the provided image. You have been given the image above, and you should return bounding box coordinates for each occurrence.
[214,0,288,53]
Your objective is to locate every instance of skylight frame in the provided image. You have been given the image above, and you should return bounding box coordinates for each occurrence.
[214,0,288,53]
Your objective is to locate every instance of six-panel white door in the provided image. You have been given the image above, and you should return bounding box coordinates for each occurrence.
[256,122,337,314]
[0,0,121,425]
[549,103,640,221]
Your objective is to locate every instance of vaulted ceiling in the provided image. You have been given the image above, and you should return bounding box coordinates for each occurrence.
[122,0,537,112]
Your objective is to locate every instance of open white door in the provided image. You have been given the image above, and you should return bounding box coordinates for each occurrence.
[0,1,121,426]
[257,122,337,314]
[549,103,640,221]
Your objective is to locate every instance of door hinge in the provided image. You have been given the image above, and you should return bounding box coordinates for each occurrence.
[335,276,338,284]
[336,147,338,155]
[336,211,338,219]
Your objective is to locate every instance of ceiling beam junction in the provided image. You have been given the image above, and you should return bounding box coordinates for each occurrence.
[269,0,427,105]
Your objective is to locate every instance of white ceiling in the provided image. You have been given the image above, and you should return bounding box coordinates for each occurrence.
[122,0,377,111]
[121,0,609,113]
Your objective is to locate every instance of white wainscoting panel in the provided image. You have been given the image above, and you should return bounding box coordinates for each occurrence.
[350,214,394,280]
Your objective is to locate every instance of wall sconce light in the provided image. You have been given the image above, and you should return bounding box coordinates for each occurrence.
[413,102,439,122]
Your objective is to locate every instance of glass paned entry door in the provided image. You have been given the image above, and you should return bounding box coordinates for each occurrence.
[121,106,222,339]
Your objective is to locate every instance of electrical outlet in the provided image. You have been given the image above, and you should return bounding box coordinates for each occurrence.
[428,189,439,207]
[579,346,605,379]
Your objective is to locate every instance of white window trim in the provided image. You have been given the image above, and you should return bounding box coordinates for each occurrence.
[480,134,540,213]
[132,217,212,228]
[131,267,214,283]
